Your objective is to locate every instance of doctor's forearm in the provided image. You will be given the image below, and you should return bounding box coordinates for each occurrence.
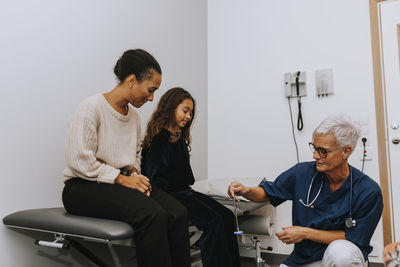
[244,187,269,203]
[305,228,346,245]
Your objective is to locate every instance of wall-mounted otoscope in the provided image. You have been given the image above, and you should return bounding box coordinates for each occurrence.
[284,71,306,131]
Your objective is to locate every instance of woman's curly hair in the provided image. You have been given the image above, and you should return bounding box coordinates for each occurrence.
[142,87,195,149]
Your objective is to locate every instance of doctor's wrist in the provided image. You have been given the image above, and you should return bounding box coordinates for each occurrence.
[242,186,256,200]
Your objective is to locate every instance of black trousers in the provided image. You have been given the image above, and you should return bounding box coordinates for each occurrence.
[171,189,241,267]
[62,178,191,267]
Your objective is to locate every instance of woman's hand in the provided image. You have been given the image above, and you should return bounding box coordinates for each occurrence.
[228,182,250,200]
[276,226,308,244]
[116,174,152,196]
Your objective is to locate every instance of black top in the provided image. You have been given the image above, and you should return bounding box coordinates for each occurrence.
[141,128,195,192]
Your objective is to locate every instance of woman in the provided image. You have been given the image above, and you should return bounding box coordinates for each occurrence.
[228,114,383,267]
[62,49,191,267]
[141,87,241,267]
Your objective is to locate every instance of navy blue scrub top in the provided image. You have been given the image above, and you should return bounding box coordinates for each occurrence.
[259,162,383,266]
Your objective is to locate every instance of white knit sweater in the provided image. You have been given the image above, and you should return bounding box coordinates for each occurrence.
[63,94,142,184]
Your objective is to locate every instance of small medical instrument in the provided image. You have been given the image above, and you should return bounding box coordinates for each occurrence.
[299,166,356,229]
[361,137,367,172]
[295,71,304,131]
[345,168,356,229]
[286,71,306,162]
[284,71,306,133]
[232,194,243,235]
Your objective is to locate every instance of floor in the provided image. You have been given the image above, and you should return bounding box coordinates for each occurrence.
[241,258,279,267]
[191,253,283,267]
[240,254,284,267]
[239,255,385,267]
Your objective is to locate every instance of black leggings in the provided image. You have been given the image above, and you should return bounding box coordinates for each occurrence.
[62,178,191,267]
[171,189,241,267]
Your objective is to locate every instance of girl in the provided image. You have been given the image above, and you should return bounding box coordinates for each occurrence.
[62,50,191,267]
[141,87,241,267]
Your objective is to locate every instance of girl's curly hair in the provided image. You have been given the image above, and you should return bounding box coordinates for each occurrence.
[142,87,195,149]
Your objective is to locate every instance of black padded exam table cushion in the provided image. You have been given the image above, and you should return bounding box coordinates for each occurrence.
[3,207,134,241]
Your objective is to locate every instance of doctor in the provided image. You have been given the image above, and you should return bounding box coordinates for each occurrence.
[228,114,383,267]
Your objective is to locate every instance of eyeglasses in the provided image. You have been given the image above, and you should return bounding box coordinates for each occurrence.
[308,142,339,158]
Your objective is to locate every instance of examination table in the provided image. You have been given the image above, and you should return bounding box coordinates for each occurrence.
[3,178,274,267]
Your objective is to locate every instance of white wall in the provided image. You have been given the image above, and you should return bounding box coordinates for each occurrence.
[0,0,206,266]
[208,0,384,263]
[0,0,387,265]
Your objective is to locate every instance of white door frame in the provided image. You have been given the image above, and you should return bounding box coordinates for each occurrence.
[369,0,399,246]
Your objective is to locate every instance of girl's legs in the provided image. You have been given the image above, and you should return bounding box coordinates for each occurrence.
[62,178,191,267]
[150,186,191,267]
[191,190,241,267]
[172,189,241,267]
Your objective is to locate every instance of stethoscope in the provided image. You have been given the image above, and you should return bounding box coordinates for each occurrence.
[299,166,356,229]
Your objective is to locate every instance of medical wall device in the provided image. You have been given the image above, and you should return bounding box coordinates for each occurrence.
[284,71,307,98]
[284,71,306,132]
[315,68,334,97]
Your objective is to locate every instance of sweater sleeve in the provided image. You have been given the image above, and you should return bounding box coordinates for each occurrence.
[64,104,120,183]
[133,118,142,173]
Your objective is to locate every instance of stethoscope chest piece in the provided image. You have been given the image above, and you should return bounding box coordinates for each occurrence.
[345,217,356,228]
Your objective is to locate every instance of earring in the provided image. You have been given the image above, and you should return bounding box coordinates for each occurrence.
[129,84,132,89]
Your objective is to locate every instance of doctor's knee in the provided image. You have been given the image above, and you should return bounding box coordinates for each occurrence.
[322,239,366,267]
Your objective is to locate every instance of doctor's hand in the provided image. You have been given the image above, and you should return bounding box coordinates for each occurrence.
[276,226,308,244]
[228,182,250,200]
[116,174,152,196]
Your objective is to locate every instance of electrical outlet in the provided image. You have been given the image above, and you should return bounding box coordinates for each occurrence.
[360,143,373,161]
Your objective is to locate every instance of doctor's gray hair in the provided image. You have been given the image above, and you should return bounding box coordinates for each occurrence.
[313,114,360,151]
